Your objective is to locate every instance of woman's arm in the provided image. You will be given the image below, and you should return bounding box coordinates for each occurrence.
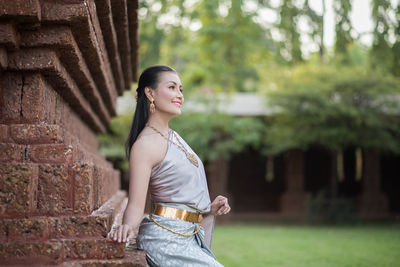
[107,138,156,243]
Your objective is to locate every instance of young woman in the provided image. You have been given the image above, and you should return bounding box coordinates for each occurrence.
[107,65,230,266]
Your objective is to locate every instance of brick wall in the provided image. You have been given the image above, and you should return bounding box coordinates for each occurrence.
[0,0,145,266]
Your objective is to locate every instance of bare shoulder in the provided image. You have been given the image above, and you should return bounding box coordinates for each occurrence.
[129,128,168,167]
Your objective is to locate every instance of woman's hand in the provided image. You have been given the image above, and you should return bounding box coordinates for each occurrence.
[210,195,231,216]
[107,224,135,243]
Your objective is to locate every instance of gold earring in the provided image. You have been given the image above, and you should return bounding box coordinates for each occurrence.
[150,100,155,113]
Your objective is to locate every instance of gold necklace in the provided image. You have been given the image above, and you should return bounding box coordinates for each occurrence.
[146,124,199,167]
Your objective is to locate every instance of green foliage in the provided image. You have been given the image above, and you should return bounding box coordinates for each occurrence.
[306,190,358,224]
[370,0,394,72]
[263,62,400,155]
[170,110,267,162]
[333,0,353,59]
[98,114,133,171]
[193,0,269,92]
[277,0,303,63]
[392,4,400,76]
[138,0,272,94]
[98,109,267,169]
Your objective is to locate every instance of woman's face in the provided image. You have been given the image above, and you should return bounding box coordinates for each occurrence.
[151,71,184,116]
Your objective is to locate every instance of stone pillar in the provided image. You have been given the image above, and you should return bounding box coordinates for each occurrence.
[0,0,145,266]
[357,149,389,218]
[280,149,309,218]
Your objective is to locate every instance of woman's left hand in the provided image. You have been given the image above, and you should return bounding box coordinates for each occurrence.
[210,195,231,216]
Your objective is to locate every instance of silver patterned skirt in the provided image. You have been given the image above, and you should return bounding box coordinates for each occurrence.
[136,203,224,267]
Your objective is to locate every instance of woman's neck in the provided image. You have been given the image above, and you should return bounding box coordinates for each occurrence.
[146,114,170,134]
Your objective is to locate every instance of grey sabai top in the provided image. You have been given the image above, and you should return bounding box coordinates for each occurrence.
[149,129,212,213]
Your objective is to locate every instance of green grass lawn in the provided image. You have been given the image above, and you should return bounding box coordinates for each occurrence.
[212,223,400,267]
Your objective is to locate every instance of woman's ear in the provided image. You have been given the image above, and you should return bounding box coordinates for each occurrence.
[144,87,153,101]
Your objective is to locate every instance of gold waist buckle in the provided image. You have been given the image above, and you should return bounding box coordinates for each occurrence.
[150,203,203,237]
[152,204,203,223]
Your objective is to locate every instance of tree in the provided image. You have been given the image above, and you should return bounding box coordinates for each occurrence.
[370,0,394,72]
[195,0,267,92]
[303,0,325,60]
[277,0,303,63]
[264,63,400,197]
[137,0,166,69]
[333,0,353,63]
[392,3,400,76]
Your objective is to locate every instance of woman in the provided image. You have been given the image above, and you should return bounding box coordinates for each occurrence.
[107,65,230,266]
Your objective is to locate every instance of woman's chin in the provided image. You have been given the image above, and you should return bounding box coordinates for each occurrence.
[161,109,181,117]
[173,109,182,116]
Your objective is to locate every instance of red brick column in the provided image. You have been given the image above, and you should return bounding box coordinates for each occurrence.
[357,149,389,218]
[280,149,309,218]
[0,0,145,266]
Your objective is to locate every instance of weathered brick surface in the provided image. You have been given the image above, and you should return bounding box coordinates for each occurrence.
[11,124,63,144]
[0,163,38,218]
[95,0,125,94]
[37,164,73,215]
[0,142,25,162]
[85,0,119,104]
[70,143,94,164]
[50,214,111,239]
[61,248,147,267]
[0,218,7,242]
[0,22,19,49]
[7,48,106,132]
[20,73,48,123]
[94,166,106,209]
[0,0,41,23]
[27,144,73,164]
[63,119,99,154]
[0,237,146,266]
[73,163,94,214]
[93,190,126,218]
[0,47,8,70]
[0,72,22,124]
[0,240,64,265]
[112,0,133,93]
[40,0,87,23]
[4,217,50,242]
[91,152,113,169]
[63,239,125,260]
[94,166,120,209]
[1,72,58,124]
[41,0,118,116]
[0,0,140,265]
[0,125,9,142]
[20,26,112,126]
[48,191,126,240]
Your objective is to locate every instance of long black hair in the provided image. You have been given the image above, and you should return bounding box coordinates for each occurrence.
[125,65,177,160]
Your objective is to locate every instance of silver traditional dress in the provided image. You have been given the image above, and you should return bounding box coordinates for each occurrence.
[136,129,223,267]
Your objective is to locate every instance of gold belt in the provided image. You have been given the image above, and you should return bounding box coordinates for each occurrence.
[152,204,203,223]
